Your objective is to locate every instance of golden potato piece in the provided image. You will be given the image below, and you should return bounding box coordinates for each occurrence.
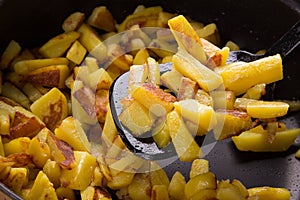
[14,57,69,75]
[60,151,97,190]
[173,47,223,92]
[214,109,252,140]
[30,87,68,130]
[215,54,283,95]
[118,6,162,32]
[66,40,87,65]
[248,186,290,200]
[26,171,58,200]
[39,31,80,58]
[10,106,45,139]
[55,116,91,152]
[168,171,187,200]
[24,64,70,88]
[3,137,31,156]
[167,110,203,162]
[62,12,85,32]
[2,167,28,195]
[119,100,153,137]
[1,82,31,109]
[46,129,76,169]
[87,6,116,32]
[132,83,176,116]
[184,172,216,199]
[168,15,206,64]
[246,100,289,119]
[174,99,217,136]
[232,127,300,152]
[77,23,107,63]
[0,40,21,70]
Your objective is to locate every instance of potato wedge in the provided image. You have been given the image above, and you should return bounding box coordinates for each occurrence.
[232,127,300,152]
[1,82,31,109]
[248,186,290,200]
[39,31,80,58]
[246,100,289,119]
[196,23,220,45]
[160,69,183,95]
[14,57,69,75]
[168,171,187,200]
[77,23,107,63]
[0,40,21,70]
[167,110,203,162]
[119,100,153,137]
[172,47,223,92]
[215,54,283,95]
[118,6,162,32]
[28,136,51,168]
[62,12,85,32]
[87,6,116,32]
[46,129,76,169]
[168,15,206,64]
[184,172,216,199]
[177,77,198,100]
[26,171,58,200]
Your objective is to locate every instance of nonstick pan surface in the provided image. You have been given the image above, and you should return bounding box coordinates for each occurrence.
[0,0,300,199]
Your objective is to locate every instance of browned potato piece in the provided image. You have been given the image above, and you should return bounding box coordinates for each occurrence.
[214,109,252,140]
[30,87,68,131]
[46,129,76,169]
[62,12,85,32]
[87,6,116,32]
[10,106,45,139]
[23,65,70,88]
[0,40,21,70]
[39,31,80,58]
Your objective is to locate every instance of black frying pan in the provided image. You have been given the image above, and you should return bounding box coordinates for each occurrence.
[0,0,300,199]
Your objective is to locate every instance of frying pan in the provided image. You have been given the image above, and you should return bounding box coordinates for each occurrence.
[0,0,300,199]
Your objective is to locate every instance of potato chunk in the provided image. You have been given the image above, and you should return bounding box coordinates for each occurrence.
[172,47,223,92]
[168,15,206,64]
[167,110,203,162]
[26,171,58,200]
[60,151,97,190]
[54,116,91,152]
[174,99,217,136]
[87,6,116,32]
[30,87,68,130]
[132,83,176,116]
[184,172,216,199]
[119,100,153,137]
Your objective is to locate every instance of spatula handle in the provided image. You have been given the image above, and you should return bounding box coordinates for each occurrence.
[266,20,300,59]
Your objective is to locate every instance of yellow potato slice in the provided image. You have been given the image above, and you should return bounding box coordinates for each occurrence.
[232,127,300,152]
